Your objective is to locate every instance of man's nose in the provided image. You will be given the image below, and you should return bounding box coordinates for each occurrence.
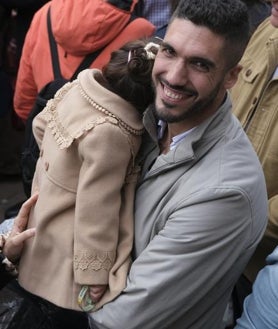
[165,59,188,86]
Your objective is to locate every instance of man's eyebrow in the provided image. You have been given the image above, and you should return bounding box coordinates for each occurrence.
[190,56,216,69]
[160,41,217,69]
[160,41,174,51]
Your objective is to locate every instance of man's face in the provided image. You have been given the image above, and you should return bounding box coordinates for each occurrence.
[270,0,278,27]
[152,18,237,131]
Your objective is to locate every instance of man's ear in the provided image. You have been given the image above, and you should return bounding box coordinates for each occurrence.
[224,64,242,90]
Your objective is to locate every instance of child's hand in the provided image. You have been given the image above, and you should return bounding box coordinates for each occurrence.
[78,284,107,311]
[89,284,107,303]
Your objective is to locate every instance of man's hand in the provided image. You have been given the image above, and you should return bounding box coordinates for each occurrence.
[3,193,38,262]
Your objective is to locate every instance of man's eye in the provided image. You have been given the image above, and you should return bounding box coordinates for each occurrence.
[160,46,175,57]
[192,61,210,72]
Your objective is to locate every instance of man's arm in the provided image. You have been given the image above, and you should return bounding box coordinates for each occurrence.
[90,187,265,328]
[3,194,37,262]
[0,195,37,288]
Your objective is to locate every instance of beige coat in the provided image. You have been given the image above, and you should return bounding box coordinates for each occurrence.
[231,19,278,281]
[18,69,144,311]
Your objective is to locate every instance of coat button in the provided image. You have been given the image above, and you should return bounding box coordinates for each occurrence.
[246,69,252,77]
[44,161,49,171]
[40,149,44,157]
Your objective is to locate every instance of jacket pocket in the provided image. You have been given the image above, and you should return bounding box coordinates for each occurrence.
[241,59,261,84]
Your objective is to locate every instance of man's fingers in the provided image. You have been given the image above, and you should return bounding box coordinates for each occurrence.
[14,194,38,232]
[19,193,38,217]
[12,228,36,246]
[4,228,36,261]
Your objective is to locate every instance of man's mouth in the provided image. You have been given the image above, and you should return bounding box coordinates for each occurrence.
[164,85,183,100]
[161,82,195,102]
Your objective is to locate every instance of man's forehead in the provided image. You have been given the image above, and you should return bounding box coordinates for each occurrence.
[165,18,224,44]
[164,18,226,60]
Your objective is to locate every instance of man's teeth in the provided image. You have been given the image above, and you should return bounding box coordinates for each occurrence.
[164,87,183,100]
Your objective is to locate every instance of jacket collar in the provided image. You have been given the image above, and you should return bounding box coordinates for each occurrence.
[79,69,144,133]
[138,93,233,179]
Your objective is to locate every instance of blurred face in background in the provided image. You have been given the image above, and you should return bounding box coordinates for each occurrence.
[270,0,278,27]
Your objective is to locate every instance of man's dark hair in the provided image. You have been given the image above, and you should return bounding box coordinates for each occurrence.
[171,0,250,68]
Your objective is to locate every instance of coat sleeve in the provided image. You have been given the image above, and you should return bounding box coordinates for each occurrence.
[89,187,265,328]
[13,9,41,122]
[244,195,278,282]
[264,196,278,252]
[73,122,132,285]
[235,246,278,329]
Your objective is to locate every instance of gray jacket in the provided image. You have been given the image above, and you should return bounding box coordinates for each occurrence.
[90,94,268,329]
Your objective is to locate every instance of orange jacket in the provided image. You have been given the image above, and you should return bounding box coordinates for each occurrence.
[14,0,155,121]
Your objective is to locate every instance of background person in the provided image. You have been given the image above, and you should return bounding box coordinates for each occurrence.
[242,0,271,34]
[234,246,278,329]
[13,0,155,123]
[134,0,172,38]
[230,0,278,319]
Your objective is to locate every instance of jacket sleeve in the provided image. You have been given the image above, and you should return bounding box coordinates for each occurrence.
[243,196,278,283]
[73,122,132,285]
[13,9,40,122]
[265,196,278,247]
[248,195,278,279]
[235,246,278,329]
[90,188,264,328]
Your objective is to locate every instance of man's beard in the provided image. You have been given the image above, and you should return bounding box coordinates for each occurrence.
[154,82,221,124]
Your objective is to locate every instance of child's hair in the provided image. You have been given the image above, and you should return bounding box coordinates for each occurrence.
[103,38,161,114]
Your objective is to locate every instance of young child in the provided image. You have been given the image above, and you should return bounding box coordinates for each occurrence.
[16,39,159,316]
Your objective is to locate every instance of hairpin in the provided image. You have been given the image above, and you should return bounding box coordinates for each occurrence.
[144,42,160,60]
[128,50,132,63]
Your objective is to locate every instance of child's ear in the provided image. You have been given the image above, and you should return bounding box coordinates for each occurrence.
[224,64,242,90]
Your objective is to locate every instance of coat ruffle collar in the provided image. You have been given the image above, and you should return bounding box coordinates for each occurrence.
[42,69,144,149]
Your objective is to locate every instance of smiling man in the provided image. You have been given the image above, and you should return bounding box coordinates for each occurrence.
[90,0,267,329]
[0,1,269,329]
[88,1,268,328]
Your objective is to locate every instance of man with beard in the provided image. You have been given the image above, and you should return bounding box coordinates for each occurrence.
[1,0,269,328]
